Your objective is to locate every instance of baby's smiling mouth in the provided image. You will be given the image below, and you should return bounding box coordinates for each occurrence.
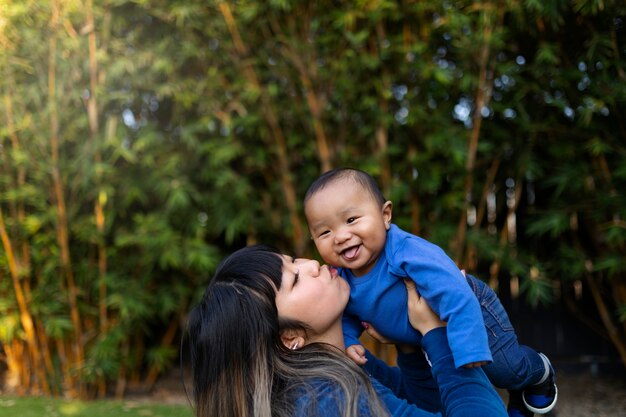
[340,245,360,260]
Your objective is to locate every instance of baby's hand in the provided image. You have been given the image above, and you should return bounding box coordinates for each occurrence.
[345,344,368,365]
[462,361,489,369]
[362,322,417,354]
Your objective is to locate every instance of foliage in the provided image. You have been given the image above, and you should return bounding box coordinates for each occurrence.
[0,0,625,397]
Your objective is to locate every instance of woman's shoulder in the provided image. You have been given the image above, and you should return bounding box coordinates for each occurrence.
[290,378,342,414]
[290,377,374,417]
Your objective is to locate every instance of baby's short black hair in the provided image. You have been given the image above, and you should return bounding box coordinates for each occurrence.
[304,167,386,206]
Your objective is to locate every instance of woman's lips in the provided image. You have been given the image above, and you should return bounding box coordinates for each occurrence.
[329,266,338,279]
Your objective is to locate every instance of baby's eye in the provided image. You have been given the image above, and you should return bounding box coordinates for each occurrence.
[318,230,330,238]
[347,217,357,224]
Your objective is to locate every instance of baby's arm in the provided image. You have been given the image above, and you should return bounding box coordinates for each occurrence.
[342,313,367,365]
[347,320,411,366]
[398,244,492,368]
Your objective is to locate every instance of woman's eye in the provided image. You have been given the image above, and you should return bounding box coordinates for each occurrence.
[291,256,299,286]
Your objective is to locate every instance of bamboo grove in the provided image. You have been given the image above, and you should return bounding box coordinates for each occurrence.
[1,0,625,398]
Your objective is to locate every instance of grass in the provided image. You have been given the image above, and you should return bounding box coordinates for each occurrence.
[0,396,194,417]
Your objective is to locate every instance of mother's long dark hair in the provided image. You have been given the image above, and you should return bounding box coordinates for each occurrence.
[185,245,389,417]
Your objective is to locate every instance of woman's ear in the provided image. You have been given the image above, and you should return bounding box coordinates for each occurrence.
[382,201,393,230]
[280,330,306,350]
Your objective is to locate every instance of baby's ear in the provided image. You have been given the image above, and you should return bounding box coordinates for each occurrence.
[280,329,306,350]
[382,201,393,229]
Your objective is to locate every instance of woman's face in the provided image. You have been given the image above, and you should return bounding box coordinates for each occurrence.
[275,255,350,336]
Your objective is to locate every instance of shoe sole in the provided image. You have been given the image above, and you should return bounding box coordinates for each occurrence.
[522,385,558,414]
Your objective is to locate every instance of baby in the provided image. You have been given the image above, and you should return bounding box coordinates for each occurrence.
[304,167,557,417]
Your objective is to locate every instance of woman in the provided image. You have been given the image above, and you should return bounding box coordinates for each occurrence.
[185,245,506,417]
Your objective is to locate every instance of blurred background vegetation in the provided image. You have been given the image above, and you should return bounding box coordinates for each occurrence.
[0,0,625,400]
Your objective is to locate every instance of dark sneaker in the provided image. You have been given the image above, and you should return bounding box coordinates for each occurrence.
[508,390,534,417]
[522,353,557,414]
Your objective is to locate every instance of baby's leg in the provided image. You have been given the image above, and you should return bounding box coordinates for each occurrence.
[466,274,546,388]
[466,275,557,415]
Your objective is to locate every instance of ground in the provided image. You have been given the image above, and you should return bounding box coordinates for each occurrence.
[144,363,626,416]
[495,369,626,417]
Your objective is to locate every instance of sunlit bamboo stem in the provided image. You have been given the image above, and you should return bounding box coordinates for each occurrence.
[0,207,41,392]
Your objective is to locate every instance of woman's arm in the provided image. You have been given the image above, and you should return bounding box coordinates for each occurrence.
[420,327,507,417]
[363,348,441,413]
[405,280,506,416]
[363,334,506,417]
[362,280,507,417]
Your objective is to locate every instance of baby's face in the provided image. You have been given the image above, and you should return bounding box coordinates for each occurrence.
[304,179,391,276]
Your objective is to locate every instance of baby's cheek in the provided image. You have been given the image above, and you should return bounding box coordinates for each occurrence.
[319,246,336,262]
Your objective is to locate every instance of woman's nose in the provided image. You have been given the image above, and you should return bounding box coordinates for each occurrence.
[299,259,321,275]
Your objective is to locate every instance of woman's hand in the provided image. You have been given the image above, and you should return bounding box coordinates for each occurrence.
[404,279,446,335]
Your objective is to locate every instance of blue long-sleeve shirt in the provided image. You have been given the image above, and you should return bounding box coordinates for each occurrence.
[292,328,507,416]
[341,224,492,368]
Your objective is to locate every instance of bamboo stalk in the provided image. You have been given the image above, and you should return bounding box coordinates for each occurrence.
[49,0,84,396]
[274,11,333,174]
[298,64,332,173]
[408,145,422,235]
[4,92,51,393]
[473,158,501,233]
[0,207,42,393]
[1,339,24,394]
[372,22,392,195]
[453,3,497,263]
[589,147,626,347]
[56,337,72,395]
[465,158,501,271]
[36,322,54,395]
[85,0,108,336]
[376,91,391,194]
[218,2,305,254]
[585,273,626,367]
[114,340,130,399]
[488,173,524,289]
[280,44,332,173]
[144,316,180,389]
[562,288,609,340]
[3,95,21,233]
